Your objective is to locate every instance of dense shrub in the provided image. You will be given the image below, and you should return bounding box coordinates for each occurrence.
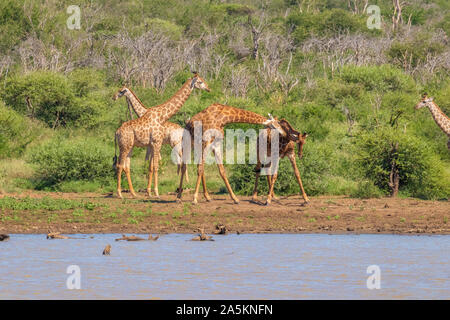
[287,9,369,44]
[355,128,449,199]
[28,137,114,187]
[4,71,108,129]
[0,101,44,158]
[339,65,415,93]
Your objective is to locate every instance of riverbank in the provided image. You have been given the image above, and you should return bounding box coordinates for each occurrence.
[0,192,448,235]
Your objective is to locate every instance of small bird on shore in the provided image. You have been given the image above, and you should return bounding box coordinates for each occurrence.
[103,244,111,255]
[0,234,10,241]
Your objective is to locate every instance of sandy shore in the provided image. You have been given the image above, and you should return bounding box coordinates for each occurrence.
[0,192,449,235]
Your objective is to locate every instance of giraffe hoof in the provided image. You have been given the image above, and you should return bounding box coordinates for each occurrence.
[264,201,271,206]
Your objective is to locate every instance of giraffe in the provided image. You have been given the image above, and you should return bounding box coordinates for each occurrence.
[176,104,285,204]
[251,119,309,205]
[415,93,450,150]
[112,86,189,197]
[114,74,210,199]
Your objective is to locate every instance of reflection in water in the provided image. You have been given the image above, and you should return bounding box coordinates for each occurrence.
[0,234,448,299]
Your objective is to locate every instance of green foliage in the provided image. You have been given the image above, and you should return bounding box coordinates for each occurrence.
[28,137,114,188]
[355,128,449,199]
[0,196,104,211]
[287,8,369,43]
[0,0,34,53]
[0,101,44,158]
[3,70,109,129]
[339,65,415,93]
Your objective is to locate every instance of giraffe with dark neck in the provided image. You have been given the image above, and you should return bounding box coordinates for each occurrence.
[415,94,450,150]
[113,86,189,197]
[114,74,210,199]
[176,103,284,204]
[252,119,309,205]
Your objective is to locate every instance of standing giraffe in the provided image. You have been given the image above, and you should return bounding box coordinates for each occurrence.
[115,74,210,199]
[415,93,450,150]
[176,104,284,204]
[252,119,309,205]
[113,86,189,197]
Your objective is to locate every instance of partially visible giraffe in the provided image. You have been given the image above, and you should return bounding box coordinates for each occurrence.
[176,104,285,204]
[415,93,450,150]
[112,86,188,197]
[252,119,309,205]
[115,74,210,199]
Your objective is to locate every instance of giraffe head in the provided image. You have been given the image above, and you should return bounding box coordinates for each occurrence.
[279,119,308,159]
[296,132,308,159]
[263,114,286,137]
[415,93,434,110]
[190,72,210,92]
[112,86,130,101]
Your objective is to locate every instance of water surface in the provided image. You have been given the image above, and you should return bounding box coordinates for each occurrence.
[0,234,448,299]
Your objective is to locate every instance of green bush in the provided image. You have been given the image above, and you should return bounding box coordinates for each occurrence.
[287,9,369,44]
[28,137,114,188]
[4,71,107,129]
[355,128,449,199]
[339,65,415,93]
[0,100,44,158]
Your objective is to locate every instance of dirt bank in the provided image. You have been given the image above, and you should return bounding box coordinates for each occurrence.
[0,191,448,235]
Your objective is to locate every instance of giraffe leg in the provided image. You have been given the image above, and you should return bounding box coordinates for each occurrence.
[288,153,309,203]
[202,172,211,201]
[146,154,154,197]
[265,173,278,205]
[267,175,279,200]
[152,144,162,198]
[192,161,204,204]
[251,162,262,203]
[216,163,239,204]
[211,143,239,204]
[116,165,124,199]
[124,152,137,198]
[175,144,189,183]
[176,162,186,203]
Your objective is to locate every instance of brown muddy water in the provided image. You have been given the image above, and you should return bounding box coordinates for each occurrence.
[0,234,448,299]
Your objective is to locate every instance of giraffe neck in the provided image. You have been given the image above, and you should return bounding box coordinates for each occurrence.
[222,106,268,126]
[124,89,148,117]
[427,102,450,136]
[153,80,193,123]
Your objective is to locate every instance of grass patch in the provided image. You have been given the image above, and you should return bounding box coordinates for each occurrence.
[0,196,106,211]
